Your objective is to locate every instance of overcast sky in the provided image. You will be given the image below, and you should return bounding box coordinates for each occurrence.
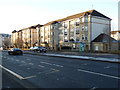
[0,0,119,34]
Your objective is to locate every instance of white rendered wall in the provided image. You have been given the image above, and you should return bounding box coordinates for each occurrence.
[91,16,110,41]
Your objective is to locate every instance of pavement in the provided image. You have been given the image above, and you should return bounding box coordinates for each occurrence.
[23,50,120,63]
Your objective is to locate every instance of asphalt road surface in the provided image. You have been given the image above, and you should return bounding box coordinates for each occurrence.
[1,52,120,89]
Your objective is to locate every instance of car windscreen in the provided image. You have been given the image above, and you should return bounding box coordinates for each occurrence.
[12,48,20,50]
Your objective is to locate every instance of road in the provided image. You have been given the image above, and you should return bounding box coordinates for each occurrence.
[1,51,120,89]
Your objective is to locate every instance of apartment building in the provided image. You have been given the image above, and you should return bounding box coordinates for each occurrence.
[11,24,43,48]
[11,9,111,51]
[111,30,120,40]
[37,9,111,51]
[0,34,11,48]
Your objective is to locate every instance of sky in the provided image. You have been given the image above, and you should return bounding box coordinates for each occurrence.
[0,0,119,34]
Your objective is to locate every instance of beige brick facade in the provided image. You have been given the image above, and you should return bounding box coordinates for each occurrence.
[11,9,111,51]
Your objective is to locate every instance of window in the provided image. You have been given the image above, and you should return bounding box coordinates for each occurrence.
[64,32,67,35]
[82,26,84,31]
[85,26,87,31]
[95,45,99,51]
[65,29,67,32]
[76,22,79,26]
[76,28,80,34]
[70,21,74,25]
[85,16,88,22]
[76,18,80,26]
[82,17,84,22]
[53,32,54,36]
[76,37,79,41]
[82,35,84,40]
[51,25,52,29]
[64,29,67,35]
[59,30,63,34]
[48,35,50,38]
[64,22,67,28]
[53,40,54,43]
[85,35,87,40]
[51,25,55,29]
[64,39,68,42]
[70,32,74,37]
[65,36,67,40]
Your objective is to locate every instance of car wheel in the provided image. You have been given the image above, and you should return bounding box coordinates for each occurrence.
[8,53,11,55]
[17,51,22,55]
[44,51,46,53]
[20,52,23,55]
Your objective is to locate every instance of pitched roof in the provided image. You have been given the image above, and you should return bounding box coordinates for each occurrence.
[43,9,111,26]
[12,30,17,33]
[92,33,118,43]
[111,30,120,34]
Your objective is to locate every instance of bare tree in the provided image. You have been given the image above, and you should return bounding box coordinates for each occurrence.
[3,39,10,49]
[33,42,37,47]
[25,42,29,49]
[14,43,18,48]
[17,39,23,48]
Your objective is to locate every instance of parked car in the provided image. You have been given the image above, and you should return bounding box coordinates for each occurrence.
[0,47,6,50]
[8,48,23,55]
[33,46,47,53]
[30,47,34,51]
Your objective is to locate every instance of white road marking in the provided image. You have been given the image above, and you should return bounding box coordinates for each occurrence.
[52,64,63,67]
[104,66,110,69]
[40,61,63,67]
[90,87,98,90]
[0,65,24,79]
[56,78,59,80]
[82,63,88,66]
[0,65,36,80]
[78,69,120,80]
[38,65,45,68]
[16,60,19,62]
[50,68,60,72]
[27,68,30,69]
[23,75,36,79]
[46,68,59,74]
[29,63,34,65]
[21,61,26,63]
[26,59,30,61]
